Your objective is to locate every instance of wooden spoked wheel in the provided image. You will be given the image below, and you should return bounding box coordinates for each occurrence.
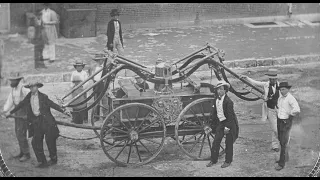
[175,98,225,160]
[90,103,110,137]
[100,103,166,167]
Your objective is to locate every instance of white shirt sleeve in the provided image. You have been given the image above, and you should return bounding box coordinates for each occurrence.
[3,92,14,112]
[246,77,267,88]
[289,96,300,116]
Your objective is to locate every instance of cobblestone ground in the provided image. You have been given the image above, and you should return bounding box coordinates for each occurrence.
[1,20,320,77]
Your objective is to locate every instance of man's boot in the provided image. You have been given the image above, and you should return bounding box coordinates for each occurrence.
[19,153,31,162]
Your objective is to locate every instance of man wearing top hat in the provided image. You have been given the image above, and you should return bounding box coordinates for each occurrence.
[2,72,30,162]
[70,60,90,123]
[5,80,70,168]
[240,69,281,152]
[207,81,239,168]
[275,82,300,171]
[106,9,124,56]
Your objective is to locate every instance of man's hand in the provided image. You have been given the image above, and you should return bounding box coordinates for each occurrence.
[109,43,113,48]
[5,112,11,118]
[224,127,230,134]
[64,109,72,117]
[239,75,248,79]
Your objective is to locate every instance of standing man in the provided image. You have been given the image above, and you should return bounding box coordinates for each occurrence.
[106,9,124,56]
[32,9,46,69]
[6,81,69,168]
[240,69,280,152]
[41,3,58,63]
[275,82,300,171]
[207,81,239,168]
[92,54,109,118]
[2,72,30,162]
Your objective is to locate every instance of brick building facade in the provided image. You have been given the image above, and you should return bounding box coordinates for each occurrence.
[9,3,320,35]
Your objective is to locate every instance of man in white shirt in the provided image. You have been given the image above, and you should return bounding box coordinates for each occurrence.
[275,82,300,171]
[41,3,58,63]
[70,60,89,123]
[207,81,239,168]
[2,73,30,162]
[241,69,280,152]
[70,60,89,89]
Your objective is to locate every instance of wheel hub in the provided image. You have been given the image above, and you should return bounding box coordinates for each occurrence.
[129,130,139,141]
[204,125,212,135]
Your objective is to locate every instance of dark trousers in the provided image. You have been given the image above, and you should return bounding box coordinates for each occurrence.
[277,117,293,167]
[211,120,234,163]
[93,82,104,116]
[33,28,46,69]
[31,116,58,163]
[15,118,30,155]
[72,106,88,124]
[14,107,30,155]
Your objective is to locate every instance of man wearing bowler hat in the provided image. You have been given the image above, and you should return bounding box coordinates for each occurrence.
[275,82,300,171]
[207,81,239,168]
[6,80,70,168]
[240,69,281,152]
[2,72,30,162]
[106,9,124,56]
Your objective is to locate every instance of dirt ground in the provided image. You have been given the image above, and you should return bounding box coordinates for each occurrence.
[0,62,319,177]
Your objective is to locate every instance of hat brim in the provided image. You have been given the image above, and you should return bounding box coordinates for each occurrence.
[24,83,44,88]
[110,12,120,17]
[277,85,292,90]
[73,64,86,67]
[266,74,278,78]
[215,83,230,89]
[8,77,23,81]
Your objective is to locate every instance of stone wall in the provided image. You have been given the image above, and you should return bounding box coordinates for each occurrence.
[9,3,320,34]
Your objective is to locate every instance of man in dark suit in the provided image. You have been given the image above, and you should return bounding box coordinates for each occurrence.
[207,81,239,168]
[6,81,69,168]
[106,9,124,56]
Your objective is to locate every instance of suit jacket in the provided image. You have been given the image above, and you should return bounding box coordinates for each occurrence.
[10,91,64,138]
[212,95,239,143]
[106,19,123,50]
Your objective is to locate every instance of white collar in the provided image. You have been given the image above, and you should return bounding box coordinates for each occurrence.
[218,94,226,101]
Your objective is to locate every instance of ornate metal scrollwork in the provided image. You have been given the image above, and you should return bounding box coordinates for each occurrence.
[152,97,183,124]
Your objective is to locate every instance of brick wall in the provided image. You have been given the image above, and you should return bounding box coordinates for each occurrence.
[10,3,320,34]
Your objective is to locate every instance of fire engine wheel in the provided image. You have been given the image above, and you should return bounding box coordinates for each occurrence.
[175,98,225,160]
[100,103,166,167]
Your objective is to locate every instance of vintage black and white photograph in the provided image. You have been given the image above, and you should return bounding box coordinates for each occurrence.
[0,3,319,177]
